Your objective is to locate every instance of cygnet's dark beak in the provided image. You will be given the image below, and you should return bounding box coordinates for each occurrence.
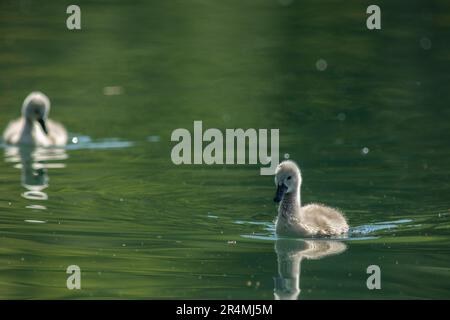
[37,118,48,135]
[274,184,288,203]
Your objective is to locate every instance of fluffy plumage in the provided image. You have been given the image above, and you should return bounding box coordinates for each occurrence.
[274,160,349,237]
[3,92,67,147]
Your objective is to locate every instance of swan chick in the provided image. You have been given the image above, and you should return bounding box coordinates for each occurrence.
[273,160,349,237]
[3,92,68,147]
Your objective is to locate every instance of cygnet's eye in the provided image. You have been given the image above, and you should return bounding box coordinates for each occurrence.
[287,176,292,180]
[34,109,40,115]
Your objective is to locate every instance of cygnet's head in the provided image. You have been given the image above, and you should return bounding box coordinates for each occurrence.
[22,92,50,134]
[273,160,301,203]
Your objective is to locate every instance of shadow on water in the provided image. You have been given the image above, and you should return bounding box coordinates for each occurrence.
[274,239,346,300]
[2,135,133,214]
[4,145,67,215]
[238,218,416,300]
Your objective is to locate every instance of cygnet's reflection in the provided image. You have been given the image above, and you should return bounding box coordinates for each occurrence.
[4,145,67,206]
[274,239,347,300]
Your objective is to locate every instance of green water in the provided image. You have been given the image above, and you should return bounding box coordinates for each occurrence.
[1,0,450,299]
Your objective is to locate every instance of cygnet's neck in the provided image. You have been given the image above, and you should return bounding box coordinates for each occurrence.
[278,184,301,219]
[22,117,34,136]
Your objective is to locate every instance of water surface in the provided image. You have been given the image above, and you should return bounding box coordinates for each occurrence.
[1,0,450,299]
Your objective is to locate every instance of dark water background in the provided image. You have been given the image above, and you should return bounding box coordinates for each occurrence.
[0,0,449,299]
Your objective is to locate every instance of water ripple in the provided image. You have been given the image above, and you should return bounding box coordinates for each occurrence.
[236,218,414,241]
[66,135,134,150]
